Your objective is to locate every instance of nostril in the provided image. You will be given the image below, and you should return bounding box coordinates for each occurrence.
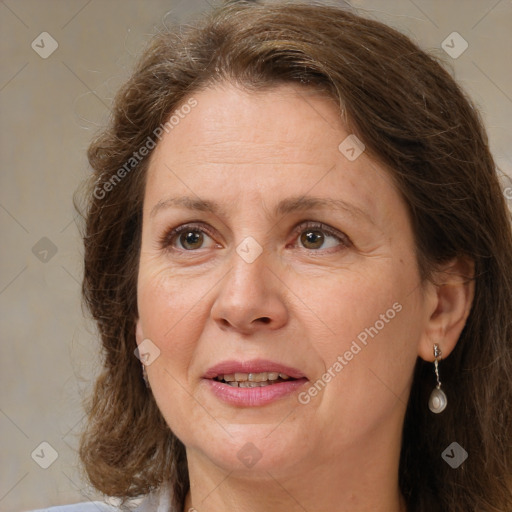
[258,317,271,324]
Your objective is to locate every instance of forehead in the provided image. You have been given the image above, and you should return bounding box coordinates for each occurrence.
[144,82,398,222]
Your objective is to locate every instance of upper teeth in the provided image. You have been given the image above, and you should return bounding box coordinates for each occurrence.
[219,372,291,382]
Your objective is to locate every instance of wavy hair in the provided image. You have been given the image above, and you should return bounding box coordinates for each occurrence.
[78,2,512,511]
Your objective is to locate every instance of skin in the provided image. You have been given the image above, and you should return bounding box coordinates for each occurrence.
[135,82,474,512]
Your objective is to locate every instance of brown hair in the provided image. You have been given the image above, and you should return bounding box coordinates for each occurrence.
[78,2,512,511]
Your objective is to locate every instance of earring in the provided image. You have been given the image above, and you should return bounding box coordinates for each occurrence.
[142,364,150,388]
[428,343,447,413]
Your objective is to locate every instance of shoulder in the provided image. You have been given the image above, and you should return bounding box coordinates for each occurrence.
[27,487,176,512]
[28,503,118,512]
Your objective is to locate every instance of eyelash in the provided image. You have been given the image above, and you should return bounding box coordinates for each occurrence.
[159,221,351,253]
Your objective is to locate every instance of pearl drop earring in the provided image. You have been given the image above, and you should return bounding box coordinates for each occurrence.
[428,343,447,413]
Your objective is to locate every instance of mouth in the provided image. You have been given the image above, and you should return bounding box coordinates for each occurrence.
[213,371,296,387]
[203,360,308,406]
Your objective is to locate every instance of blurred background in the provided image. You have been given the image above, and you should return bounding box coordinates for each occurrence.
[1,0,511,510]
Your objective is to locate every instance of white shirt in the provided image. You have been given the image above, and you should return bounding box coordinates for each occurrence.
[28,486,176,512]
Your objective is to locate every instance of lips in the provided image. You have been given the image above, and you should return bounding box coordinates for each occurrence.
[203,359,308,406]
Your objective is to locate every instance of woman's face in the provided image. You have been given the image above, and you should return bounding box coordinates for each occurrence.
[136,83,435,477]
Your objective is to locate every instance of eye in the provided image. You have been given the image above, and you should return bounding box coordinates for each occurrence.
[293,222,350,251]
[160,223,219,251]
[160,221,349,253]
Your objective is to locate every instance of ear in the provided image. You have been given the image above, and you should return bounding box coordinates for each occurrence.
[418,256,475,362]
[135,317,144,345]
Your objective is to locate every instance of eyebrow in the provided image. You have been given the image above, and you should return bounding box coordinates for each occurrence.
[150,195,374,225]
[150,196,228,218]
[275,196,374,224]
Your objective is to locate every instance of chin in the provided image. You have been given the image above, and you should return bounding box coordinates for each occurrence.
[186,420,310,475]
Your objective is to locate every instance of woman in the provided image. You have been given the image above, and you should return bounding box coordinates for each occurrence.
[40,1,512,511]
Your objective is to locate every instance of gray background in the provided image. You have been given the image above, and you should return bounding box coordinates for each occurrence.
[1,1,511,510]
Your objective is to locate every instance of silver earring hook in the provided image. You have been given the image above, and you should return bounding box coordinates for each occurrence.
[429,343,447,413]
[433,343,442,389]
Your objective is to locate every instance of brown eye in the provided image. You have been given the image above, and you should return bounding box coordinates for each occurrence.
[179,230,204,250]
[300,230,325,249]
[161,223,219,252]
[294,222,350,251]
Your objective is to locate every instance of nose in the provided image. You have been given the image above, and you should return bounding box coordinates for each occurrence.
[210,248,289,335]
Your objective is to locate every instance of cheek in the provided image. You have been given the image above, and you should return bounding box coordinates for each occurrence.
[136,265,214,442]
[296,256,422,433]
[295,257,412,352]
[137,264,209,368]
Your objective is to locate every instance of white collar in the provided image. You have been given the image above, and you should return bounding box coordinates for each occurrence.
[134,485,174,512]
